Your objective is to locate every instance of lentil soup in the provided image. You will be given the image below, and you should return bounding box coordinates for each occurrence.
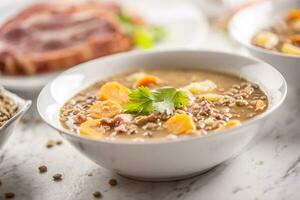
[60,69,268,141]
[252,9,300,56]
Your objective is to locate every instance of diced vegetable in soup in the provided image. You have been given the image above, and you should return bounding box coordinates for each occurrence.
[60,69,268,141]
[252,9,300,56]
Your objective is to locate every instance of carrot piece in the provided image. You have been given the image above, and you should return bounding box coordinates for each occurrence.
[89,100,122,119]
[135,75,160,87]
[164,114,196,135]
[79,119,106,139]
[98,82,131,105]
[289,34,300,44]
[286,9,300,21]
[225,120,241,128]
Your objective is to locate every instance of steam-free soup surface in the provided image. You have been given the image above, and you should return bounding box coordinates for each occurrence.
[60,69,268,141]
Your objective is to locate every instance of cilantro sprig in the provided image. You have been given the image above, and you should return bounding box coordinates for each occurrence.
[124,87,154,115]
[125,87,189,115]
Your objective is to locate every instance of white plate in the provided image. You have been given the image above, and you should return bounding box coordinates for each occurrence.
[0,0,209,92]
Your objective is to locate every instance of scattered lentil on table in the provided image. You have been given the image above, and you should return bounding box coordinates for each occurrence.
[108,179,118,186]
[93,191,102,198]
[4,192,15,199]
[52,174,63,181]
[38,165,48,173]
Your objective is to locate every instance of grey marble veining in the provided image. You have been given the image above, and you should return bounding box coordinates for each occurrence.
[0,31,300,200]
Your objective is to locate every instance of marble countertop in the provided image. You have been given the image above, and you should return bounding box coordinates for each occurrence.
[1,30,300,200]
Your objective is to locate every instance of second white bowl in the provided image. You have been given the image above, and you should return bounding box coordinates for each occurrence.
[229,0,300,89]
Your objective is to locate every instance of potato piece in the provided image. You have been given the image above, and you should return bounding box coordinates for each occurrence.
[164,114,196,134]
[184,80,217,95]
[126,72,147,82]
[281,43,300,56]
[98,82,131,105]
[199,93,224,102]
[286,9,300,22]
[252,31,278,49]
[225,120,241,128]
[135,75,160,87]
[255,100,267,111]
[79,119,106,139]
[89,100,122,119]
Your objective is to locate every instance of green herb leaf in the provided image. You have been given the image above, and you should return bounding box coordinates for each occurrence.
[134,26,167,49]
[173,90,189,108]
[125,87,189,115]
[125,87,154,115]
[118,11,135,34]
[134,27,155,49]
[117,11,166,49]
[153,100,174,115]
[154,87,189,114]
[153,87,189,107]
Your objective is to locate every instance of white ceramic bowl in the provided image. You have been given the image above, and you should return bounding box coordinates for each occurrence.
[37,50,287,181]
[229,0,300,89]
[0,0,208,92]
[0,87,31,148]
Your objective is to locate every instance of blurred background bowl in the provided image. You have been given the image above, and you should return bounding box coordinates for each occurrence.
[229,0,300,90]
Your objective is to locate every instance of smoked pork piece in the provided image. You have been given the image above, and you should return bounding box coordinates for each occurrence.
[0,2,134,75]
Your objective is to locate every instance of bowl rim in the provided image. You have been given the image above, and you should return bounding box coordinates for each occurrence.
[37,49,287,145]
[228,0,300,59]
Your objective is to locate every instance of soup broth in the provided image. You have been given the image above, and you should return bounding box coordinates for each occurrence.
[60,69,268,141]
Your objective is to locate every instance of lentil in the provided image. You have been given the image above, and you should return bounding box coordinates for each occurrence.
[46,140,56,148]
[38,165,48,173]
[4,192,15,199]
[53,174,62,181]
[56,140,63,145]
[108,179,117,186]
[93,191,102,198]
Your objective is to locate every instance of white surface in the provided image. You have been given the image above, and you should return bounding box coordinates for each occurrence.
[0,0,208,92]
